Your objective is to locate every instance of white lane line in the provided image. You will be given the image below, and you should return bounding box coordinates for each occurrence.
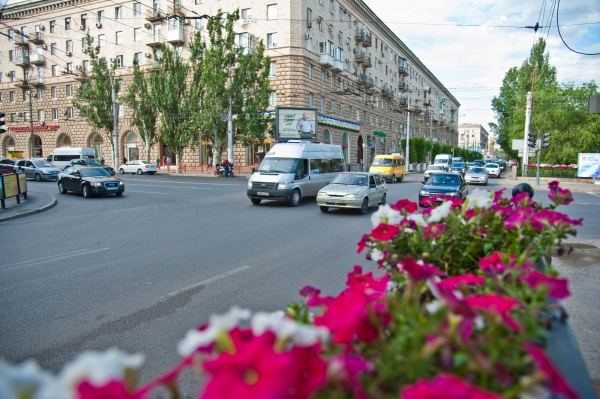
[126,184,212,190]
[123,178,239,186]
[126,190,170,195]
[161,265,251,299]
[586,192,600,198]
[1,249,89,270]
[1,248,112,272]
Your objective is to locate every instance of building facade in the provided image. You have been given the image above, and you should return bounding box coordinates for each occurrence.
[458,123,490,155]
[1,0,460,167]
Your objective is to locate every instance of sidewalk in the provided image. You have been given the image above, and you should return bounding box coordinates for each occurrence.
[0,191,57,223]
[501,176,600,193]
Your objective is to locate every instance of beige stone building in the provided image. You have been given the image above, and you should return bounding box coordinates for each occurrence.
[1,0,460,168]
[458,123,490,155]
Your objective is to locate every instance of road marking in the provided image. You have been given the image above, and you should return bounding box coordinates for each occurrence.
[123,178,239,186]
[586,192,600,198]
[162,265,251,299]
[126,190,170,195]
[1,248,112,272]
[126,184,212,190]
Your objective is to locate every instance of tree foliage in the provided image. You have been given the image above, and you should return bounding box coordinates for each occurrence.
[491,38,599,164]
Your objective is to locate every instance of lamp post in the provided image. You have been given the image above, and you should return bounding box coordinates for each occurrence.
[27,89,35,158]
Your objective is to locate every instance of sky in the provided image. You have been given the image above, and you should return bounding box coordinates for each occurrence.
[363,0,600,132]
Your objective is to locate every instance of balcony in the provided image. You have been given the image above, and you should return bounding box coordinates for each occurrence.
[15,55,30,67]
[398,98,408,107]
[74,73,90,82]
[358,74,373,87]
[31,77,44,87]
[14,79,30,88]
[30,53,45,65]
[167,29,185,44]
[381,87,393,98]
[30,32,44,44]
[319,53,334,67]
[398,60,409,76]
[331,59,343,71]
[146,34,163,47]
[423,110,432,119]
[354,28,371,46]
[398,80,408,91]
[362,55,372,68]
[15,35,29,46]
[145,9,165,21]
[167,5,185,17]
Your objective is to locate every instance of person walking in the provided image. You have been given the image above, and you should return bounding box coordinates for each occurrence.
[156,156,160,170]
[207,157,212,170]
[223,158,230,178]
[123,157,128,165]
[166,156,171,167]
[162,155,166,168]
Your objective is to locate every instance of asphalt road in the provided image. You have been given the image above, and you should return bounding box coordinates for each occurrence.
[1,171,598,393]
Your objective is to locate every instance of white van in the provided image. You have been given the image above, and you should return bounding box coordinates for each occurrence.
[247,140,345,206]
[434,154,452,169]
[47,147,96,170]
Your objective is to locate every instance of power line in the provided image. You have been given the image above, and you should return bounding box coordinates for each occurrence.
[556,0,600,56]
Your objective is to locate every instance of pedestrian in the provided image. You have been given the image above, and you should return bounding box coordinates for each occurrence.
[162,155,166,167]
[167,156,171,166]
[123,157,128,165]
[207,157,212,170]
[223,157,230,178]
[156,156,160,169]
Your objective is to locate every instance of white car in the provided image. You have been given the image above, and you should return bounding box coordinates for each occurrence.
[485,163,501,178]
[316,172,387,215]
[464,166,489,185]
[118,160,157,175]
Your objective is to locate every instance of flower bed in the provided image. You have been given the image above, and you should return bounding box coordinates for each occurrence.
[525,165,579,178]
[1,183,589,399]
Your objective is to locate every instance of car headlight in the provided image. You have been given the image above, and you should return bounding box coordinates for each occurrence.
[447,192,458,196]
[119,181,124,186]
[247,179,253,188]
[278,180,287,189]
[419,190,429,196]
[345,193,358,198]
[318,191,327,197]
[92,182,103,187]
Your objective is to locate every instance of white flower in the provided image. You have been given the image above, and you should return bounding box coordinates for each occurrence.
[465,188,494,210]
[425,300,443,314]
[251,311,329,346]
[371,204,402,227]
[407,213,428,227]
[36,349,144,399]
[370,248,384,261]
[427,201,452,223]
[0,358,53,399]
[177,306,251,357]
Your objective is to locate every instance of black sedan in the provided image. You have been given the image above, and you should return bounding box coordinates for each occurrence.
[69,158,115,176]
[449,162,467,175]
[418,172,468,206]
[57,166,125,198]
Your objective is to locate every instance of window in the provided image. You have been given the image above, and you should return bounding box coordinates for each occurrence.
[97,10,105,23]
[51,86,57,99]
[82,60,89,72]
[8,29,14,40]
[320,97,324,112]
[195,0,202,4]
[116,79,123,92]
[10,113,17,122]
[115,6,123,20]
[348,14,351,27]
[51,43,57,55]
[116,31,123,44]
[65,17,71,30]
[268,91,277,107]
[338,31,343,45]
[330,74,334,89]
[330,99,334,113]
[0,73,2,83]
[67,107,73,119]
[308,65,313,80]
[241,8,252,23]
[308,93,313,108]
[115,55,124,68]
[36,87,43,100]
[81,14,87,29]
[267,4,277,20]
[318,16,323,32]
[195,19,204,31]
[307,8,312,26]
[269,61,276,77]
[66,40,73,54]
[24,112,31,122]
[98,34,105,47]
[10,91,15,102]
[51,65,58,76]
[38,109,45,122]
[50,21,56,32]
[339,6,343,20]
[329,0,335,13]
[66,85,73,97]
[133,2,141,16]
[307,36,312,52]
[340,103,344,116]
[118,103,124,116]
[52,109,58,120]
[134,52,142,64]
[66,63,73,73]
[320,69,325,84]
[267,33,277,48]
[8,50,13,62]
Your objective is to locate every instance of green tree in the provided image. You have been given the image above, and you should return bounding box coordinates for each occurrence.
[72,33,118,165]
[123,59,158,163]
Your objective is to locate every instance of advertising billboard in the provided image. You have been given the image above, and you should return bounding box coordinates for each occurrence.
[275,107,318,141]
[577,153,600,178]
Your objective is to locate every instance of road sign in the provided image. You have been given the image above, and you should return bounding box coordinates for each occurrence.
[221,113,227,121]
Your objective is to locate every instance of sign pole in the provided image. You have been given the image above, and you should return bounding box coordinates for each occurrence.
[522,92,532,178]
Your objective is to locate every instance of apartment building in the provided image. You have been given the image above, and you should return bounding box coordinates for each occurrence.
[0,0,460,167]
[458,123,490,154]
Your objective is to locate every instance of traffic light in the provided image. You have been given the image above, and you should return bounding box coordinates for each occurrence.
[0,113,6,134]
[527,132,537,148]
[541,133,551,148]
[366,135,372,148]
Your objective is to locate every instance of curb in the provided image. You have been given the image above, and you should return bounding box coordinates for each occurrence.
[0,194,58,223]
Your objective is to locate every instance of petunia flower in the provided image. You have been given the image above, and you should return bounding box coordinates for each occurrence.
[371,223,400,241]
[77,380,141,399]
[427,201,452,223]
[400,373,506,399]
[398,257,444,283]
[437,274,485,291]
[0,358,54,399]
[504,207,534,229]
[346,266,390,299]
[288,345,328,399]
[464,294,523,333]
[390,198,418,214]
[465,188,494,210]
[523,343,579,399]
[329,354,372,399]
[548,181,574,206]
[250,311,330,346]
[423,223,446,239]
[356,234,370,253]
[406,212,429,227]
[524,271,570,300]
[370,204,403,227]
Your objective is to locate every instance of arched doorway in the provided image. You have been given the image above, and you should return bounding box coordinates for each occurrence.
[3,136,15,157]
[342,132,349,164]
[357,135,364,166]
[123,132,139,162]
[322,129,331,144]
[33,135,43,157]
[89,133,103,159]
[160,140,176,165]
[58,134,71,147]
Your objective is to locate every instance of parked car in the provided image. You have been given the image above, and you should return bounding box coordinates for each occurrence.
[118,160,157,175]
[473,160,483,167]
[423,165,447,180]
[69,158,115,176]
[485,163,501,178]
[464,166,488,185]
[316,172,387,215]
[14,159,61,181]
[450,162,467,175]
[419,172,468,206]
[0,158,23,174]
[57,166,125,198]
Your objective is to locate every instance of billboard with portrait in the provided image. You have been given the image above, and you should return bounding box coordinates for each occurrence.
[275,107,318,141]
[577,153,600,178]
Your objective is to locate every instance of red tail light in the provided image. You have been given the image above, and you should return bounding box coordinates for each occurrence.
[145,165,149,168]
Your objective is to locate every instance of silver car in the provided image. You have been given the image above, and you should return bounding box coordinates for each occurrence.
[485,163,501,178]
[317,172,387,215]
[14,159,61,181]
[424,165,447,180]
[465,166,488,185]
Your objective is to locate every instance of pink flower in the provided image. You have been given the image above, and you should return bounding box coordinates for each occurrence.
[202,331,294,399]
[504,207,533,229]
[398,257,445,283]
[479,252,508,275]
[390,199,418,214]
[492,189,506,204]
[300,286,333,307]
[423,223,446,239]
[437,274,485,291]
[420,196,438,207]
[548,181,574,206]
[77,380,142,399]
[400,373,506,399]
[346,266,390,299]
[511,192,533,208]
[288,345,328,399]
[523,343,580,399]
[371,223,400,241]
[525,271,570,299]
[357,234,369,253]
[464,294,523,332]
[330,354,372,399]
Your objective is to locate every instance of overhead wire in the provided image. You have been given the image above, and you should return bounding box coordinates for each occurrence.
[556,0,600,56]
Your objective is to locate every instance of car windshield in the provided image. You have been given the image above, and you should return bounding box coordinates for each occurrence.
[85,159,103,166]
[257,158,299,173]
[486,163,499,168]
[428,174,460,185]
[469,167,486,174]
[427,165,444,171]
[434,159,448,164]
[80,168,111,177]
[372,158,393,166]
[452,163,465,168]
[33,160,54,167]
[331,173,368,186]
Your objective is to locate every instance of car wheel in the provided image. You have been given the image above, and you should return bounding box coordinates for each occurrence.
[359,198,369,215]
[399,174,404,182]
[250,198,261,205]
[391,175,396,184]
[137,169,143,175]
[148,172,155,175]
[115,192,123,197]
[320,206,329,213]
[119,168,125,175]
[58,181,67,194]
[82,184,92,198]
[289,189,301,207]
[35,173,42,182]
[380,193,387,205]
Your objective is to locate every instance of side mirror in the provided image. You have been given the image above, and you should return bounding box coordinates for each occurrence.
[370,183,376,188]
[421,181,426,184]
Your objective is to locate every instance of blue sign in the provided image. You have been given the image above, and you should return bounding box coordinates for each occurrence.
[221,113,228,121]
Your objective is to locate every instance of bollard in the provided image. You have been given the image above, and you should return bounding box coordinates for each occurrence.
[201,164,204,174]
[184,164,187,173]
[237,165,240,176]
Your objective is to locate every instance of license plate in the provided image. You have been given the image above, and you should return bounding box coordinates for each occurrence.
[257,192,269,196]
[327,199,343,203]
[106,187,118,191]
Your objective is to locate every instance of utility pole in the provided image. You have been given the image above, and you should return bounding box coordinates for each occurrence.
[109,74,119,168]
[405,111,411,171]
[27,89,34,158]
[522,92,532,178]
[227,68,233,162]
